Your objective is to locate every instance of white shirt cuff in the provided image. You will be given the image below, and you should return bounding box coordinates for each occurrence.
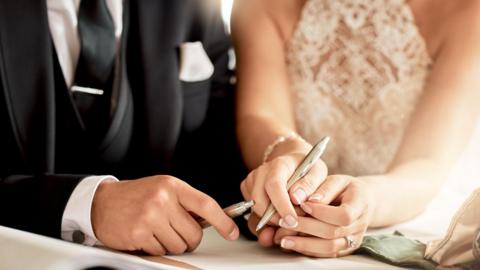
[61,175,118,246]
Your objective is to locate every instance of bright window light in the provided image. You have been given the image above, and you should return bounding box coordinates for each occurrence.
[221,0,234,32]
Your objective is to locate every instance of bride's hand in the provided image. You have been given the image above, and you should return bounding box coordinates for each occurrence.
[272,175,376,257]
[240,152,328,234]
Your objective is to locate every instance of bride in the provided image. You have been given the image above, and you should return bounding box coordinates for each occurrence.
[232,0,480,257]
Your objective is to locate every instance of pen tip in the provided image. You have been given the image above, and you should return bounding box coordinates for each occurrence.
[256,219,266,232]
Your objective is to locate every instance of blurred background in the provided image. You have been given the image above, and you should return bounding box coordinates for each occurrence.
[221,0,233,32]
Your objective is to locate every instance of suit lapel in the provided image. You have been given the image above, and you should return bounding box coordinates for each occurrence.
[0,0,56,172]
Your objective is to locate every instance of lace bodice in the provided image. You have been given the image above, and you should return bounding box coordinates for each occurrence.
[287,0,432,176]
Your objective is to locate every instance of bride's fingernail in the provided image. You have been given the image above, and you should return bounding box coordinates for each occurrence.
[300,203,312,214]
[281,238,295,249]
[293,188,307,204]
[309,194,323,202]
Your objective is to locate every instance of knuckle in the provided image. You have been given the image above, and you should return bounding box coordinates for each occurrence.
[265,177,282,191]
[152,189,171,206]
[340,209,356,225]
[158,176,181,191]
[165,177,180,188]
[250,191,268,215]
[325,240,341,253]
[129,227,147,243]
[198,197,218,213]
[299,175,317,193]
[332,226,346,239]
[275,156,295,173]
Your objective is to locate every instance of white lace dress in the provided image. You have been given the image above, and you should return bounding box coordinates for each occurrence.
[287,0,432,176]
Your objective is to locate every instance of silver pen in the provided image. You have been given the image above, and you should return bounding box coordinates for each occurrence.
[198,200,255,228]
[256,136,331,231]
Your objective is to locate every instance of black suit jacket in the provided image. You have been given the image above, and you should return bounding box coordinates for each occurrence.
[0,0,245,239]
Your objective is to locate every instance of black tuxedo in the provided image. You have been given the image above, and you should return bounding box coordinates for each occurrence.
[0,0,245,239]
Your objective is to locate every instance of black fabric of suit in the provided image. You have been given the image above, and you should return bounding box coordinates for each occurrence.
[0,0,246,239]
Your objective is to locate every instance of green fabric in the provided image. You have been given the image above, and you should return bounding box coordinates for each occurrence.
[355,231,438,270]
[355,232,480,270]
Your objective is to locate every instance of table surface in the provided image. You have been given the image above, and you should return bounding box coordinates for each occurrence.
[0,187,471,270]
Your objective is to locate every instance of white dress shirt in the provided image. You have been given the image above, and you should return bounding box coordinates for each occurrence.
[47,0,123,246]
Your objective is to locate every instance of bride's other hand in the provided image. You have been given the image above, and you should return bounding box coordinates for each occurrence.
[240,151,328,231]
[272,175,376,257]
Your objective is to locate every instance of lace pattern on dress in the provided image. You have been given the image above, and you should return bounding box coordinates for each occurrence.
[286,0,432,175]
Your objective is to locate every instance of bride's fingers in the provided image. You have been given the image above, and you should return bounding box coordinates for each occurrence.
[289,159,328,205]
[258,226,276,247]
[263,205,306,227]
[247,212,261,236]
[279,232,364,258]
[263,157,299,227]
[284,216,368,239]
[248,213,277,247]
[303,201,366,227]
[301,186,367,226]
[245,168,270,216]
[304,175,351,205]
[273,227,299,245]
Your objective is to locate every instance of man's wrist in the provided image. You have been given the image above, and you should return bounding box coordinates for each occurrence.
[90,178,118,242]
[61,175,118,246]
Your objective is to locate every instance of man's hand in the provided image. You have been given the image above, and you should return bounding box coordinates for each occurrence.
[91,175,239,255]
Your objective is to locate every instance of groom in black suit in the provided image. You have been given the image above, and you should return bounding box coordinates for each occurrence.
[0,0,245,255]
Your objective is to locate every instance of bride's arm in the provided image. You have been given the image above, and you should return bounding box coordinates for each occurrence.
[232,0,328,240]
[232,0,306,169]
[360,11,480,227]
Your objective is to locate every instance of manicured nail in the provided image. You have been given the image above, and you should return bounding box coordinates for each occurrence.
[309,194,324,202]
[281,238,295,249]
[300,203,312,214]
[229,227,239,240]
[279,215,298,228]
[293,188,307,204]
